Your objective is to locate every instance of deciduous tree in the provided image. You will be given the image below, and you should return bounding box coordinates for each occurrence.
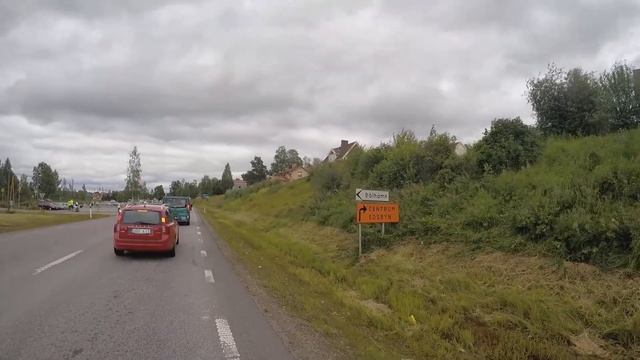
[241,156,268,185]
[124,146,144,200]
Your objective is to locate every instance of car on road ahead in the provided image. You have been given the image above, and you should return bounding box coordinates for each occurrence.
[163,196,191,225]
[113,204,179,257]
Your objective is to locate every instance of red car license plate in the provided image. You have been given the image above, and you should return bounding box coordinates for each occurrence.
[130,228,151,235]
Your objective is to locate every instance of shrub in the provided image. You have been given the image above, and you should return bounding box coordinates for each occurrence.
[311,164,342,193]
[475,117,542,174]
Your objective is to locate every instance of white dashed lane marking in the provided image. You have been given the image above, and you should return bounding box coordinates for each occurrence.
[33,250,84,275]
[204,269,215,283]
[197,231,202,235]
[216,318,240,360]
[200,250,207,257]
[198,238,203,244]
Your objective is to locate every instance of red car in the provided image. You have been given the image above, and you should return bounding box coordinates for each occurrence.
[113,205,179,257]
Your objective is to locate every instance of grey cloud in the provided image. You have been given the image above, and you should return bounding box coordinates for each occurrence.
[1,0,639,189]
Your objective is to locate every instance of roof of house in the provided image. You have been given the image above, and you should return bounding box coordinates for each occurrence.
[324,140,358,161]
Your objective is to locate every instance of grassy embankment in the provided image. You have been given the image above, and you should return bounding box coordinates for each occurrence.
[197,131,640,359]
[0,211,108,233]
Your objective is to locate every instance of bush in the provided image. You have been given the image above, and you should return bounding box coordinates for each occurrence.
[475,117,542,174]
[311,164,342,193]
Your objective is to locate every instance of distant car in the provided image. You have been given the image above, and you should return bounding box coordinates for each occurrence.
[113,205,179,257]
[37,199,60,210]
[163,196,191,225]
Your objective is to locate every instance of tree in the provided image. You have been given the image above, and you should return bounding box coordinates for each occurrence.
[0,158,17,197]
[210,178,224,195]
[32,162,59,198]
[170,180,183,196]
[270,146,288,175]
[418,130,456,182]
[18,174,32,205]
[528,65,569,136]
[564,68,600,135]
[199,175,212,195]
[475,117,542,173]
[598,62,640,131]
[270,146,304,175]
[241,156,268,185]
[124,146,143,200]
[152,185,165,200]
[220,163,233,191]
[528,65,602,136]
[285,149,303,169]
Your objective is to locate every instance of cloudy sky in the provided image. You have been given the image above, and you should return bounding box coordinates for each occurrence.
[1,0,639,190]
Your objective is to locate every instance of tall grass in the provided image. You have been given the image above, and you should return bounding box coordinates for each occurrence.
[198,180,640,359]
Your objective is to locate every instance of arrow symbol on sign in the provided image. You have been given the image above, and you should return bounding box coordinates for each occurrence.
[358,204,367,222]
[356,189,363,201]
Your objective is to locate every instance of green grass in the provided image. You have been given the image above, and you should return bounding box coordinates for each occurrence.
[198,180,640,359]
[0,211,109,233]
[308,129,640,269]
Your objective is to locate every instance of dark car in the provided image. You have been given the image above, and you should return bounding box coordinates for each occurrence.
[113,205,179,257]
[163,196,191,225]
[38,199,64,210]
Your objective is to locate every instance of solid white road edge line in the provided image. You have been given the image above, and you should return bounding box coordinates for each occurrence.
[201,250,207,257]
[215,318,241,360]
[204,269,215,283]
[33,250,84,275]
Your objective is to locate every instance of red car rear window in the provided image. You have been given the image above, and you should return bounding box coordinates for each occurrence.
[122,210,161,225]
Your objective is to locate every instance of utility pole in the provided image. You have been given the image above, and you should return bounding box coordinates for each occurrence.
[6,168,12,213]
[16,176,20,209]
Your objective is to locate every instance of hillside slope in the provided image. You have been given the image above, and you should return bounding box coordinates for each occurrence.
[198,177,639,359]
[309,129,640,269]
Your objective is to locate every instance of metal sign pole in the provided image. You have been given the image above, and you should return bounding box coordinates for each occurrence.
[382,223,385,236]
[358,224,362,257]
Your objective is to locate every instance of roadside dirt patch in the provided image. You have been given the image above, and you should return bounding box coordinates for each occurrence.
[344,290,392,315]
[569,333,608,358]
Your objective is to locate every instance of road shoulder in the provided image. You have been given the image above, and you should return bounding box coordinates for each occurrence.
[196,209,345,360]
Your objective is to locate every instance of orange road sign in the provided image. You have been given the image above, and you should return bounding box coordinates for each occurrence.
[356,202,399,224]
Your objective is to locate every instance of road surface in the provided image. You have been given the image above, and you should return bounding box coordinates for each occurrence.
[0,211,294,360]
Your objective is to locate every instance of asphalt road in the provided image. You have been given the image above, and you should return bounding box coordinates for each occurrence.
[0,211,294,360]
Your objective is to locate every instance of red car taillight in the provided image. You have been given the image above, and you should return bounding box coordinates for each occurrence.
[162,225,168,234]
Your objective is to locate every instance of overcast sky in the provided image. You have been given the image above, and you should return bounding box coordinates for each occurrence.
[1,0,639,190]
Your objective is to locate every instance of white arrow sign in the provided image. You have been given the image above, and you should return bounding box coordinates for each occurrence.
[355,188,389,202]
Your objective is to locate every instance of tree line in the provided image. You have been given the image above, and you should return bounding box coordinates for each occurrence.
[0,158,93,206]
[528,61,640,136]
[167,145,319,198]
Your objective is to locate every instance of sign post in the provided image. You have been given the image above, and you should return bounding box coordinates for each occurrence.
[355,189,398,257]
[358,223,362,257]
